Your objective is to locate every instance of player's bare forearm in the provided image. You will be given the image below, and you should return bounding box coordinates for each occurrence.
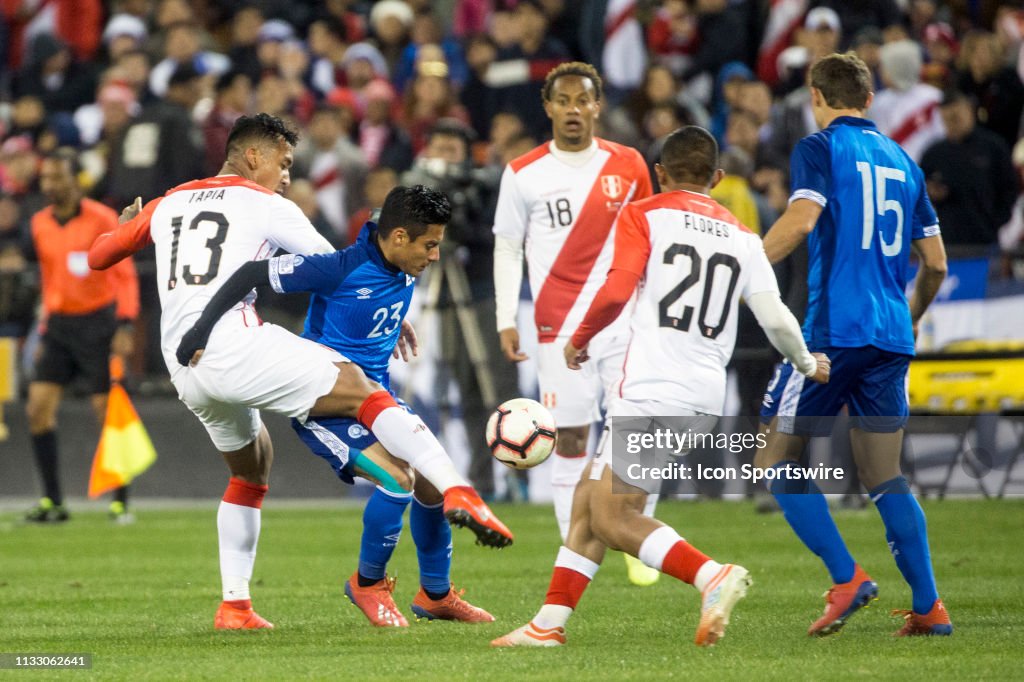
[908,236,948,322]
[763,199,822,264]
[176,261,270,366]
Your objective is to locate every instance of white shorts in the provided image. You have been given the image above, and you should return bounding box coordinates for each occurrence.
[169,322,346,452]
[536,333,627,428]
[590,398,717,494]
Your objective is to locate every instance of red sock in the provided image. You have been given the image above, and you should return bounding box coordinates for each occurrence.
[223,598,252,610]
[223,478,268,509]
[660,540,711,585]
[357,390,399,429]
[544,567,592,609]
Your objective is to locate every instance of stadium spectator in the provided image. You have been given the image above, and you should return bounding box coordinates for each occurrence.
[370,0,415,75]
[0,194,36,341]
[225,5,264,82]
[851,26,885,90]
[646,0,699,80]
[2,0,103,70]
[12,34,99,114]
[870,40,945,163]
[78,83,140,196]
[148,21,231,98]
[813,0,901,49]
[100,13,149,67]
[400,59,471,154]
[307,16,350,97]
[680,0,749,85]
[922,22,959,89]
[24,148,138,524]
[955,30,1024,149]
[202,71,253,176]
[395,12,470,93]
[0,135,46,221]
[460,33,499,140]
[921,90,1018,247]
[348,165,399,246]
[354,80,414,173]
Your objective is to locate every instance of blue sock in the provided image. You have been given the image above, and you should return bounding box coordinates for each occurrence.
[358,487,412,582]
[410,496,452,597]
[870,476,939,614]
[770,462,856,584]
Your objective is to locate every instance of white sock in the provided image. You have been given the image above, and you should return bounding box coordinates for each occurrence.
[218,501,261,602]
[369,407,468,492]
[642,492,659,518]
[551,452,588,541]
[694,560,725,593]
[533,547,601,629]
[534,604,573,630]
[637,525,681,571]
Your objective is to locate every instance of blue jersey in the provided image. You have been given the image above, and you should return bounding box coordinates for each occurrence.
[789,116,940,355]
[268,222,414,387]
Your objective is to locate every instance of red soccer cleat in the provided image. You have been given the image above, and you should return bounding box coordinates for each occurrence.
[410,585,495,623]
[214,600,274,630]
[893,599,953,636]
[808,565,878,637]
[442,486,514,548]
[344,572,409,627]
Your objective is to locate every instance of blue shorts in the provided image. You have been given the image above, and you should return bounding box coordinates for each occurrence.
[291,397,414,485]
[760,346,911,436]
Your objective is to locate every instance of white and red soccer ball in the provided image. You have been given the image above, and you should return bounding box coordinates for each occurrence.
[486,398,557,469]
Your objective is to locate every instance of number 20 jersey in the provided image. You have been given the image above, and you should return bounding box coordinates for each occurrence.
[493,138,652,343]
[149,176,333,369]
[613,190,779,414]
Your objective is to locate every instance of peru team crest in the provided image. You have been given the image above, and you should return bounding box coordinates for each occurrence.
[600,174,623,199]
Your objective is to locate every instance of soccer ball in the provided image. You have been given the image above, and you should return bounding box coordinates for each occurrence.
[486,398,557,469]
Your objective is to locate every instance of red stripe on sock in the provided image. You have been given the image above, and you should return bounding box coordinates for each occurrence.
[357,390,399,429]
[544,566,591,609]
[223,599,252,610]
[555,450,588,459]
[661,540,711,585]
[223,478,268,509]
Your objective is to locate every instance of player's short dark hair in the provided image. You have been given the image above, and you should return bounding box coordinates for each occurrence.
[542,61,603,102]
[43,146,81,177]
[377,185,451,241]
[810,53,873,110]
[659,126,718,185]
[226,113,300,156]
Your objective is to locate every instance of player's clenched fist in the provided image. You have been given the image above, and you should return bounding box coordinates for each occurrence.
[499,328,528,362]
[809,352,831,384]
[119,196,142,224]
[563,341,589,370]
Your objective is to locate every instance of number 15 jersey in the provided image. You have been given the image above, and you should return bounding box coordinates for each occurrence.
[613,190,779,414]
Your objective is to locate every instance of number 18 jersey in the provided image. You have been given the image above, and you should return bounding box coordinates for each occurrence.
[613,190,779,414]
[147,176,333,369]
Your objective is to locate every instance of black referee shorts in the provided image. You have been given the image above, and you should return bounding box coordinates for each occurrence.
[35,305,117,394]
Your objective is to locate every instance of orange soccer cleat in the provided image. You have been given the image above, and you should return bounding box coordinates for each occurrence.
[442,486,514,548]
[344,572,409,627]
[893,599,953,636]
[491,621,566,647]
[214,600,274,630]
[410,585,495,623]
[808,565,878,637]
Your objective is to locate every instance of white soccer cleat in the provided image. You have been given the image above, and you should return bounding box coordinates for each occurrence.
[694,564,751,647]
[490,621,566,647]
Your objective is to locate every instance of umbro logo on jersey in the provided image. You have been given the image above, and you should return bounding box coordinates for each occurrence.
[356,287,373,299]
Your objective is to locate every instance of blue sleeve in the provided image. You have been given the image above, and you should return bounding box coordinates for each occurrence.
[269,251,348,296]
[789,133,831,207]
[911,166,941,240]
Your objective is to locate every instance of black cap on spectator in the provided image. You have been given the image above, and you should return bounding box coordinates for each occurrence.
[852,26,883,48]
[215,69,247,94]
[431,118,477,146]
[169,62,203,88]
[940,89,973,107]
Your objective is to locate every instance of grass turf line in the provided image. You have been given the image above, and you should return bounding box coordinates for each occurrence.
[0,499,1020,680]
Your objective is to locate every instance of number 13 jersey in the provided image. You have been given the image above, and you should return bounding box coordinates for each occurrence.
[613,190,779,414]
[146,176,334,369]
[493,138,652,343]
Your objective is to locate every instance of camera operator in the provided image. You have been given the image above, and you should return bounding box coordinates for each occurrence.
[401,119,519,499]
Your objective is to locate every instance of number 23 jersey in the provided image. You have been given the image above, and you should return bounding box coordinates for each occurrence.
[493,138,652,343]
[149,176,333,368]
[614,190,779,413]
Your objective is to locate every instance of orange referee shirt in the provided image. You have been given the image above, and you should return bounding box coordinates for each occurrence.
[31,198,139,320]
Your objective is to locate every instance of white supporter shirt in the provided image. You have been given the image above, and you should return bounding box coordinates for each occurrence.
[493,138,653,343]
[615,190,779,413]
[869,83,945,163]
[148,176,333,370]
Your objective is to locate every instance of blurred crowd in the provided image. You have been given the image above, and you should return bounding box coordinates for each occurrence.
[2,0,1024,382]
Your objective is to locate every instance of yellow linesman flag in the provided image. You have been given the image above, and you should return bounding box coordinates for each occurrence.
[88,357,157,498]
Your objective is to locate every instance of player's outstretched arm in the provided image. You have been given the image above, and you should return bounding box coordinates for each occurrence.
[746,290,829,384]
[908,235,948,335]
[176,260,271,366]
[762,199,822,264]
[494,235,528,362]
[89,197,159,270]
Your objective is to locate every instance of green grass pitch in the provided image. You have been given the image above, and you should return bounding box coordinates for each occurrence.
[1,499,1021,680]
